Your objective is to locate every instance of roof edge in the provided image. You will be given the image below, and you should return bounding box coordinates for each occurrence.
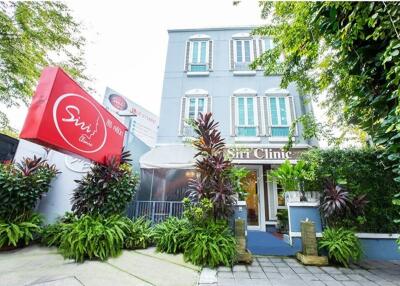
[168,25,258,33]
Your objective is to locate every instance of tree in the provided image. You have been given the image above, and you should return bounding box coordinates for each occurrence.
[252,2,400,182]
[0,1,88,129]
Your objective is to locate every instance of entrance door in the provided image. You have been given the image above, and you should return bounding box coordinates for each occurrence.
[241,165,265,231]
[268,180,287,221]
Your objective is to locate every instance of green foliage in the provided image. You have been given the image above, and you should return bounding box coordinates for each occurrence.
[0,156,58,220]
[71,153,139,217]
[0,2,88,129]
[0,213,42,248]
[301,148,400,233]
[276,209,288,233]
[41,212,77,247]
[254,2,400,222]
[123,217,154,250]
[153,217,191,254]
[182,197,213,226]
[319,228,362,267]
[227,167,250,200]
[268,160,312,192]
[182,220,236,268]
[58,215,128,262]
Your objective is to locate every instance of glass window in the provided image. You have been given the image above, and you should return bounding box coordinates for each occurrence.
[186,97,206,120]
[269,96,291,137]
[190,41,208,72]
[236,96,257,136]
[235,40,251,63]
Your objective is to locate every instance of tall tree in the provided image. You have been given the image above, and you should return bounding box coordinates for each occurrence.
[252,2,400,181]
[0,1,88,130]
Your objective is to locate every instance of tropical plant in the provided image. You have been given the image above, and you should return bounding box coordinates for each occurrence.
[153,217,190,254]
[276,209,288,233]
[41,212,77,247]
[182,197,213,227]
[0,213,42,248]
[319,227,362,267]
[320,180,352,222]
[301,148,398,233]
[71,151,139,217]
[227,167,250,200]
[123,217,154,250]
[0,156,59,220]
[0,2,89,129]
[182,220,236,268]
[58,215,128,262]
[268,160,311,193]
[188,112,236,220]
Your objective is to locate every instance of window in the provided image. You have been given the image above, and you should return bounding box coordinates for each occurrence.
[233,39,253,71]
[179,90,210,137]
[236,96,257,136]
[268,96,291,137]
[186,97,206,120]
[190,41,208,72]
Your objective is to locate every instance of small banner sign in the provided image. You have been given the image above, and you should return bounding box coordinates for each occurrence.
[20,67,127,164]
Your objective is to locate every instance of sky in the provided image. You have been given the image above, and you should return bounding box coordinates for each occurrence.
[5,0,267,131]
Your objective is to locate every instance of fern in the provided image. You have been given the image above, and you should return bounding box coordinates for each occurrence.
[0,213,42,248]
[123,217,154,249]
[319,227,362,267]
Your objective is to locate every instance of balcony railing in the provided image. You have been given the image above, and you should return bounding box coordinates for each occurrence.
[127,200,184,223]
[188,63,209,72]
[234,62,251,71]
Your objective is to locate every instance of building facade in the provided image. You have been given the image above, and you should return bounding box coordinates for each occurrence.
[139,26,317,231]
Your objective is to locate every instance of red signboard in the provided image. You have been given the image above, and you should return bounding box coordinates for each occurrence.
[20,67,127,164]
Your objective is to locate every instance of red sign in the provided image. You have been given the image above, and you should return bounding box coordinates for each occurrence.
[20,67,127,164]
[109,94,128,111]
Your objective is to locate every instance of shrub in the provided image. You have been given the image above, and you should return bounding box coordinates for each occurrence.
[0,156,58,220]
[58,215,128,262]
[41,212,77,247]
[268,160,311,192]
[0,213,42,248]
[71,151,139,217]
[123,217,153,250]
[153,217,190,254]
[319,227,362,267]
[188,113,236,220]
[182,220,236,268]
[227,167,250,200]
[301,148,400,233]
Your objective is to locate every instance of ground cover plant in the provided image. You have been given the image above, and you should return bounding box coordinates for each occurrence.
[319,227,362,268]
[0,213,42,248]
[123,217,154,250]
[300,148,400,233]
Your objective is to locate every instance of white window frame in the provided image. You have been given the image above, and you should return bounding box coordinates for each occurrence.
[233,39,253,63]
[267,95,292,140]
[261,38,274,53]
[235,95,258,137]
[185,96,208,120]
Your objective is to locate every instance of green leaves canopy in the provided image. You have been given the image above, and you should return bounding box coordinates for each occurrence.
[254,2,400,180]
[0,1,88,129]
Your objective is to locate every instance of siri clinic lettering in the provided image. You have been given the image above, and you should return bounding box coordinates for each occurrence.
[226,147,305,161]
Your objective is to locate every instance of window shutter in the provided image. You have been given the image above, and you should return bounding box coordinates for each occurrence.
[256,96,262,136]
[178,97,187,136]
[207,96,212,113]
[208,40,213,71]
[252,39,257,61]
[230,96,236,136]
[229,40,234,70]
[263,96,270,136]
[184,41,190,72]
[288,96,297,135]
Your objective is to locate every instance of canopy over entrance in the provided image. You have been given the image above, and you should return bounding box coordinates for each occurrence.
[140,144,196,169]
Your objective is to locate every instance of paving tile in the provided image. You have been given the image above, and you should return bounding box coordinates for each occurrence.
[259,261,275,267]
[217,278,234,286]
[280,273,300,280]
[346,274,368,281]
[217,266,232,272]
[265,272,283,280]
[233,271,250,279]
[262,266,279,273]
[307,281,326,286]
[299,273,319,281]
[217,272,233,279]
[199,268,217,284]
[306,266,325,274]
[246,265,263,272]
[314,274,335,281]
[341,282,361,286]
[269,258,283,262]
[331,274,350,281]
[375,282,397,286]
[249,271,267,279]
[277,267,295,274]
[257,257,272,263]
[324,281,344,286]
[321,267,343,275]
[232,265,247,272]
[292,267,311,274]
[270,278,309,286]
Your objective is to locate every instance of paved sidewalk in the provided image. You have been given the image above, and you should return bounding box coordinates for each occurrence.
[0,245,201,286]
[199,256,400,286]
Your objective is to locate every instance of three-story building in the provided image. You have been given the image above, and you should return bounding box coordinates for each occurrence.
[139,26,317,231]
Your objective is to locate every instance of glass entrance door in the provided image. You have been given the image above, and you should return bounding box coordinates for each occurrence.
[241,165,265,231]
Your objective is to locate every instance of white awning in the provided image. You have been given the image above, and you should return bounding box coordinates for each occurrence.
[140,145,196,169]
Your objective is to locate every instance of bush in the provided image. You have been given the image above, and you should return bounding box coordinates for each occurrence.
[123,217,154,250]
[71,152,139,217]
[153,217,190,254]
[0,213,42,248]
[319,227,362,268]
[58,215,128,262]
[41,213,77,247]
[182,220,236,268]
[300,148,400,233]
[0,156,58,220]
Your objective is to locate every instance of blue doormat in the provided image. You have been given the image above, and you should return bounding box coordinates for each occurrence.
[247,230,300,256]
